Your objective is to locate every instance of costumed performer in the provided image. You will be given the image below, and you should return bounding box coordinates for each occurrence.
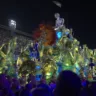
[29,42,40,61]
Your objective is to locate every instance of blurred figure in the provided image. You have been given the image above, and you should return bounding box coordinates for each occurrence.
[54,71,82,96]
[20,83,32,96]
[11,78,20,92]
[36,79,53,96]
[32,87,49,96]
[0,74,15,96]
[89,82,96,96]
[19,78,25,88]
[49,80,56,91]
[30,75,36,88]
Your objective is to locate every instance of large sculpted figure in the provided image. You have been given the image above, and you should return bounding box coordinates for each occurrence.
[54,13,64,30]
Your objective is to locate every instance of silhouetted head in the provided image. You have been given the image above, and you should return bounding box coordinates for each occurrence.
[25,83,32,91]
[54,70,81,96]
[32,87,50,96]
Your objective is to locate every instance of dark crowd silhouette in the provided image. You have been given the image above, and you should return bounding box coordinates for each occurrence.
[0,70,96,96]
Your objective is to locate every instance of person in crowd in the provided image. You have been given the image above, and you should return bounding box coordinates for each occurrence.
[6,75,13,88]
[54,70,82,96]
[1,70,96,96]
[11,78,20,93]
[36,79,53,96]
[88,82,96,96]
[20,83,32,96]
[0,74,15,96]
[32,87,49,96]
[49,80,56,91]
[29,75,36,89]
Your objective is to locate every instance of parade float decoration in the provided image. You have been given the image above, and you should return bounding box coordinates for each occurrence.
[0,13,96,81]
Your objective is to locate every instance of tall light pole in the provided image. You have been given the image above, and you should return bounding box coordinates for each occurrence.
[9,19,16,37]
[9,19,18,78]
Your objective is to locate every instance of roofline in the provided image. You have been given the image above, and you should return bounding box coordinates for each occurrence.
[0,24,32,38]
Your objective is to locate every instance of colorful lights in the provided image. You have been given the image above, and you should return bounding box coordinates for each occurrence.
[56,31,62,39]
[0,14,96,80]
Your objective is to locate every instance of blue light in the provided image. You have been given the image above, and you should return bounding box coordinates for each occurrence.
[36,65,41,70]
[36,74,42,81]
[65,31,69,35]
[56,31,62,39]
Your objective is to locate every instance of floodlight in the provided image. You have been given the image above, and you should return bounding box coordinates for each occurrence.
[9,19,16,30]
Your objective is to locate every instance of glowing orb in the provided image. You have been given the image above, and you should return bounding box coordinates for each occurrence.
[56,31,62,39]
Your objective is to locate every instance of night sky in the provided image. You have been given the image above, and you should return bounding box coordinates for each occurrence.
[0,0,96,49]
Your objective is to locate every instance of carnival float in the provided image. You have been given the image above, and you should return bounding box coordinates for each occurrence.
[0,13,96,81]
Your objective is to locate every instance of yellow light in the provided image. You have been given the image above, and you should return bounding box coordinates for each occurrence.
[17,57,22,65]
[40,51,43,57]
[75,47,78,51]
[46,72,51,76]
[48,65,51,68]
[49,48,53,54]
[66,63,69,66]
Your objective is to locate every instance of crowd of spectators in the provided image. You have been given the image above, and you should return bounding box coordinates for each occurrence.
[0,70,96,96]
[0,29,11,46]
[0,28,32,54]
